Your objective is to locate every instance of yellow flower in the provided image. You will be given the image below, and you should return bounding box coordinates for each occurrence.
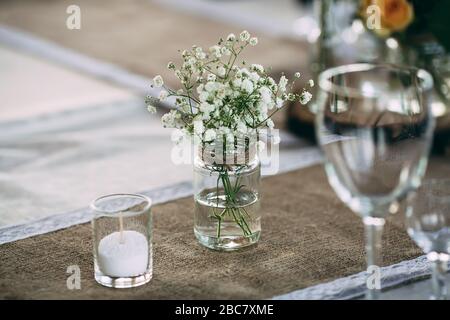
[361,0,414,37]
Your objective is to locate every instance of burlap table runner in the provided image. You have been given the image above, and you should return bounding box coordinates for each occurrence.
[2,160,449,299]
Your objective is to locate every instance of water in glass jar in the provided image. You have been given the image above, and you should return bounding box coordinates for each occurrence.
[194,189,260,251]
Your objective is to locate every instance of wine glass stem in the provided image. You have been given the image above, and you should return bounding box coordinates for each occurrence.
[428,253,449,300]
[363,217,385,300]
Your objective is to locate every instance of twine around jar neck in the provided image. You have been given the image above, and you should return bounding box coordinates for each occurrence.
[197,135,258,168]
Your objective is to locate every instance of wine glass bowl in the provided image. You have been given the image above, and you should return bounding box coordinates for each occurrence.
[316,63,435,299]
[318,64,434,217]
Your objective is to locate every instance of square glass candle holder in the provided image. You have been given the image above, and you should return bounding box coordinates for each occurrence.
[91,194,152,288]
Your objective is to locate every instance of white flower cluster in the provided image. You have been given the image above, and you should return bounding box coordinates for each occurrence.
[147,31,313,145]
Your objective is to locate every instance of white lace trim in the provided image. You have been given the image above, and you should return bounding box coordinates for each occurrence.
[272,255,449,300]
[0,182,193,245]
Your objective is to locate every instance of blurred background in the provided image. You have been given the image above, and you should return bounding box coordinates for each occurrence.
[1,0,449,227]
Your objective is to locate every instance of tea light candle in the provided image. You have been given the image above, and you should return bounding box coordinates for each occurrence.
[98,230,149,278]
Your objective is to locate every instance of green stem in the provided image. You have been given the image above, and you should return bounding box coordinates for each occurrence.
[217,217,222,238]
[216,168,252,238]
[236,208,252,235]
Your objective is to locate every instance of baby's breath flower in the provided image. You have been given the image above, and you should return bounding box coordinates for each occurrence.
[287,93,296,101]
[193,47,206,60]
[300,91,313,105]
[276,97,284,109]
[249,37,258,46]
[217,66,226,77]
[205,81,216,92]
[167,62,175,70]
[279,76,288,92]
[209,45,221,58]
[183,61,193,71]
[153,75,164,88]
[199,91,209,102]
[232,78,242,87]
[162,110,183,128]
[241,78,254,93]
[216,87,226,99]
[221,47,231,56]
[147,105,156,114]
[259,86,272,104]
[196,51,206,60]
[209,45,218,52]
[309,79,315,87]
[251,64,264,73]
[153,31,311,149]
[158,90,168,101]
[207,74,216,82]
[227,33,236,41]
[187,56,196,65]
[194,120,204,134]
[294,72,301,78]
[240,30,250,42]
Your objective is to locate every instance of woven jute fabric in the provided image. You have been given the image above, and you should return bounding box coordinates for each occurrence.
[2,159,449,299]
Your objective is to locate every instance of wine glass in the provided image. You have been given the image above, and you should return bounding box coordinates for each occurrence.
[315,63,435,299]
[406,179,450,300]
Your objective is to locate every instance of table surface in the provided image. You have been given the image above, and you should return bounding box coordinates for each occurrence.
[1,0,449,299]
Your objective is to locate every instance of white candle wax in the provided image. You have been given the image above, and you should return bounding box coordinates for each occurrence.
[98,230,149,278]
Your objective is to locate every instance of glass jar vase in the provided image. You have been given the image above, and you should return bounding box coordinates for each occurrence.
[193,137,261,251]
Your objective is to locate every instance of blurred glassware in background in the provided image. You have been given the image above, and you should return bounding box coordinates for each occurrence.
[407,179,450,300]
[289,0,450,153]
[316,63,435,299]
[291,0,320,44]
[314,0,380,70]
